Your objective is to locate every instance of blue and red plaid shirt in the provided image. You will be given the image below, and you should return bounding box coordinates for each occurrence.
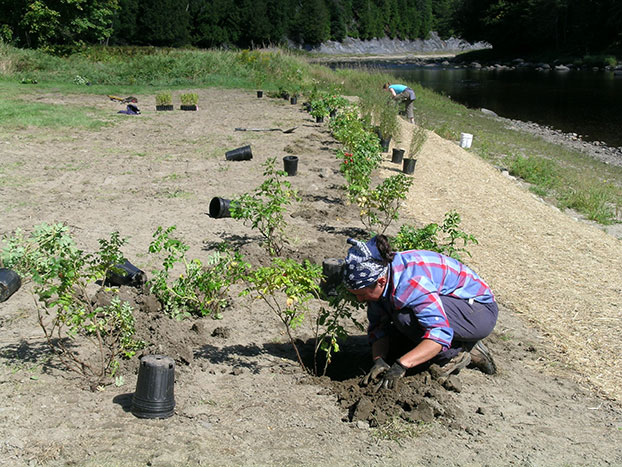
[367,250,495,349]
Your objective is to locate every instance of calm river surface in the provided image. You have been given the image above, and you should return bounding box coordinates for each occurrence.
[330,61,622,148]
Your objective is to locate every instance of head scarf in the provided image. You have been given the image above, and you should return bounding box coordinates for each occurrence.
[343,237,389,289]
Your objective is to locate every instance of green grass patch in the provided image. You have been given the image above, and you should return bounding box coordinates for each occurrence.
[0,92,111,131]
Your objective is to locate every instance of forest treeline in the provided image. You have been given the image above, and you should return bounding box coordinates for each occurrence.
[0,0,620,56]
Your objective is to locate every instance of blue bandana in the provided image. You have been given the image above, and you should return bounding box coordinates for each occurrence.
[343,237,388,289]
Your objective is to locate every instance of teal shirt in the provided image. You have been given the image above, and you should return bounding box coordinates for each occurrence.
[389,84,408,94]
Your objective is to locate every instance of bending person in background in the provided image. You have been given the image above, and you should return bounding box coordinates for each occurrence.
[383,82,416,123]
[343,235,498,390]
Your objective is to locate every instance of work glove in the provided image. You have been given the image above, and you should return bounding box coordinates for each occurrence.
[361,357,390,386]
[374,361,407,391]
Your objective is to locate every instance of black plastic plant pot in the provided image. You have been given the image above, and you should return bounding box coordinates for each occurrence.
[283,156,299,176]
[257,90,263,98]
[180,105,197,111]
[392,148,405,164]
[0,268,21,303]
[316,115,324,123]
[403,158,417,175]
[156,105,174,111]
[105,260,146,287]
[320,258,344,296]
[329,109,337,118]
[379,137,391,152]
[225,145,253,161]
[303,102,311,112]
[283,93,290,101]
[209,197,232,218]
[131,355,175,419]
[290,96,297,105]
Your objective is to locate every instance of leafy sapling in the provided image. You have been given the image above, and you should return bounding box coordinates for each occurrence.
[148,226,248,319]
[1,223,145,386]
[242,258,323,373]
[230,157,300,256]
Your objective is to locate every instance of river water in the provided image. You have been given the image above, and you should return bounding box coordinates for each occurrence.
[331,61,622,148]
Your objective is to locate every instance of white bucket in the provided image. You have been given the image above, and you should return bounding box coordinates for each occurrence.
[460,133,473,148]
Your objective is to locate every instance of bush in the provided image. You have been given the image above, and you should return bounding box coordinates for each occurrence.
[230,158,301,256]
[1,223,144,386]
[156,91,172,106]
[392,211,478,261]
[147,226,248,319]
[180,92,198,105]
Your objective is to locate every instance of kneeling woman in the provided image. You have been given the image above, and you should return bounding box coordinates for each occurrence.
[343,235,498,390]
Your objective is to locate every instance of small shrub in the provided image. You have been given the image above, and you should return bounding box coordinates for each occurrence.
[408,122,428,159]
[378,97,400,140]
[309,97,330,118]
[180,92,198,106]
[148,226,248,319]
[1,223,145,386]
[230,158,300,256]
[315,283,364,376]
[393,211,478,261]
[155,91,172,106]
[242,258,322,373]
[358,174,414,235]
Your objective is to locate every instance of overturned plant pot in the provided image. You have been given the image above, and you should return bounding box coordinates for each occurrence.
[283,155,299,176]
[0,268,21,303]
[131,355,176,419]
[180,105,197,111]
[392,148,405,164]
[105,260,146,287]
[156,105,174,111]
[320,258,344,296]
[209,197,232,218]
[403,158,417,175]
[225,145,253,161]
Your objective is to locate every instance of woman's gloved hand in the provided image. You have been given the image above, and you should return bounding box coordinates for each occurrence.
[361,357,390,386]
[375,361,407,391]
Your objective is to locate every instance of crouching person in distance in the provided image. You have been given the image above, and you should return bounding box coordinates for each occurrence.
[343,235,498,390]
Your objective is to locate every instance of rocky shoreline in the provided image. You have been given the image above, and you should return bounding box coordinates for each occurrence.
[304,33,491,56]
[488,110,622,167]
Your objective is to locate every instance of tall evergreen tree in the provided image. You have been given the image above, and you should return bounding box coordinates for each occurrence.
[299,0,330,45]
[188,0,241,47]
[327,0,347,41]
[136,0,190,46]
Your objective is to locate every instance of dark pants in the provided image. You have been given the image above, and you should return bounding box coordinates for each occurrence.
[395,89,415,120]
[388,296,498,363]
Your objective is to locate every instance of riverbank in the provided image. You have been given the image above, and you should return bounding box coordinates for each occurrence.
[493,112,622,166]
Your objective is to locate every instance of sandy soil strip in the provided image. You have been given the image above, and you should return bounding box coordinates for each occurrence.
[383,121,622,400]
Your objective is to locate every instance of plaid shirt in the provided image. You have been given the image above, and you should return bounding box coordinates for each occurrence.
[367,250,494,349]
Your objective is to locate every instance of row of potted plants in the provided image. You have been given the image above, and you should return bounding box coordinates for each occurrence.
[155,91,199,111]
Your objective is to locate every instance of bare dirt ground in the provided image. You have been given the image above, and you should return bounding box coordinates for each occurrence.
[1,87,621,466]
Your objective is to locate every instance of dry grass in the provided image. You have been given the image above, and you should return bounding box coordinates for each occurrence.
[383,120,622,400]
